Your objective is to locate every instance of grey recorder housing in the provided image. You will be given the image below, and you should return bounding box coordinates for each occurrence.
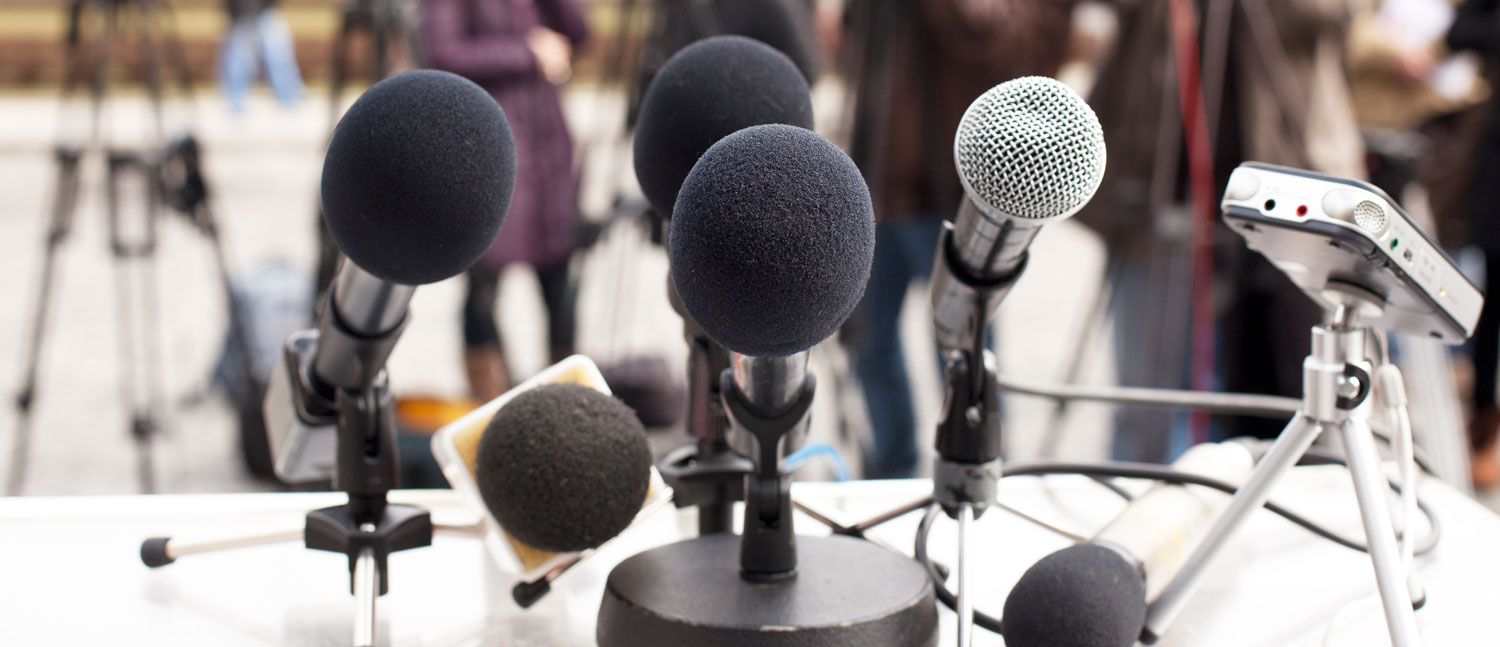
[1221,162,1481,343]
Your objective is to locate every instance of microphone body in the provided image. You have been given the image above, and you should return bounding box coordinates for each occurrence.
[929,199,1041,352]
[263,69,516,484]
[264,262,415,483]
[999,442,1255,647]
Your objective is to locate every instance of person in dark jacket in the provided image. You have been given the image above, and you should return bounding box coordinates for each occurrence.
[1446,0,1500,487]
[842,0,1075,478]
[422,0,590,400]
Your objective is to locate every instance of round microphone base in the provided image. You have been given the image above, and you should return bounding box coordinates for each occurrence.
[597,533,938,647]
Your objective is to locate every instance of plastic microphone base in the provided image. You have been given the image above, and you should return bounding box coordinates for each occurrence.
[597,533,938,647]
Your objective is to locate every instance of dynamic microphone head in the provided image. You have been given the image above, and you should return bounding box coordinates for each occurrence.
[634,35,814,219]
[954,76,1106,223]
[1000,544,1146,647]
[669,124,874,357]
[321,69,517,285]
[473,383,652,553]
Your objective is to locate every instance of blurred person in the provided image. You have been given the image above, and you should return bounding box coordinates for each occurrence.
[220,0,306,113]
[422,0,590,400]
[1079,0,1371,460]
[1217,0,1373,444]
[1446,0,1500,486]
[841,0,1076,478]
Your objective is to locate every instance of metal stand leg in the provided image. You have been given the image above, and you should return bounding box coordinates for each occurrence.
[1341,417,1420,644]
[955,503,976,647]
[1147,304,1424,646]
[352,540,378,647]
[1376,364,1425,606]
[1144,413,1322,641]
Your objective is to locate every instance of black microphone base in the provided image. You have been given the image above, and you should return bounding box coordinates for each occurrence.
[597,533,938,647]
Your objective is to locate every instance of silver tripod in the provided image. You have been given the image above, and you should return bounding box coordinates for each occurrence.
[1144,288,1424,646]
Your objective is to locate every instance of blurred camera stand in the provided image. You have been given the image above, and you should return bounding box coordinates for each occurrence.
[9,0,253,496]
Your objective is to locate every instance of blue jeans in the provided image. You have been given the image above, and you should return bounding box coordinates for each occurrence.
[220,9,305,113]
[853,219,944,479]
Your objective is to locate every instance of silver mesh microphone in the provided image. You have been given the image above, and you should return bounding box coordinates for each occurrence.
[930,77,1106,351]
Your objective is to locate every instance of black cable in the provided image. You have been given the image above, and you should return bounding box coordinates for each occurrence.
[1002,461,1439,555]
[913,458,1443,636]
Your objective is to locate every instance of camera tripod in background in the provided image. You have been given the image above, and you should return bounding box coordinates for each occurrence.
[9,0,254,496]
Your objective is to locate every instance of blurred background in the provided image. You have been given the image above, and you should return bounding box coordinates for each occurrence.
[0,0,1495,511]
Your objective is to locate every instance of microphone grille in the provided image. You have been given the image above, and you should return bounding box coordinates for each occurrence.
[954,76,1106,221]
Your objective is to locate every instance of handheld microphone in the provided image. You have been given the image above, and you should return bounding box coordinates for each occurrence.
[264,69,517,483]
[929,77,1107,533]
[473,383,653,553]
[633,34,815,532]
[930,76,1106,353]
[1000,442,1255,647]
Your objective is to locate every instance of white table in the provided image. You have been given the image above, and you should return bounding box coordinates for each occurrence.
[2,468,1498,646]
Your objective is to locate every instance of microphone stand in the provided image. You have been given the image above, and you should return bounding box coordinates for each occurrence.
[1143,286,1424,646]
[930,223,1011,647]
[597,351,938,647]
[139,287,476,647]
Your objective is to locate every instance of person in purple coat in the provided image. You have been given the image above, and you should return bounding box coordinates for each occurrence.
[421,0,589,400]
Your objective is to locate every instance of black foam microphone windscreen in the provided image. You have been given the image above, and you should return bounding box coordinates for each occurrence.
[634,35,814,219]
[669,124,874,357]
[474,384,652,553]
[1000,544,1147,647]
[321,69,516,285]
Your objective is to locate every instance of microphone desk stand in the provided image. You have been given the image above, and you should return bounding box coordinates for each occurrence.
[1143,286,1424,646]
[139,311,476,647]
[597,357,939,647]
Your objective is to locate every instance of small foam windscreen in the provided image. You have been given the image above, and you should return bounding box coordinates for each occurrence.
[1000,544,1146,647]
[670,124,874,357]
[474,383,652,553]
[321,69,516,285]
[634,35,813,218]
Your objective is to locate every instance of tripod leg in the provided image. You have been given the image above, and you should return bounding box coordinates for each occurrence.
[1375,363,1425,605]
[352,546,379,647]
[141,527,304,566]
[1341,417,1422,645]
[1144,413,1322,642]
[8,151,84,496]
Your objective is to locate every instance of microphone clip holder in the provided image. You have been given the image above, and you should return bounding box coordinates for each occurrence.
[720,368,817,579]
[657,327,750,535]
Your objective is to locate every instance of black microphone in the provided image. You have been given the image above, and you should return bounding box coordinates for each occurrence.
[1000,442,1255,647]
[473,383,653,553]
[264,69,516,483]
[634,34,815,533]
[634,35,814,220]
[671,122,872,575]
[598,124,937,647]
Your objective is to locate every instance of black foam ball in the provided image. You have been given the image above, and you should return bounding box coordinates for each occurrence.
[321,69,516,285]
[474,383,651,553]
[1000,544,1147,647]
[634,35,813,218]
[670,124,874,357]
